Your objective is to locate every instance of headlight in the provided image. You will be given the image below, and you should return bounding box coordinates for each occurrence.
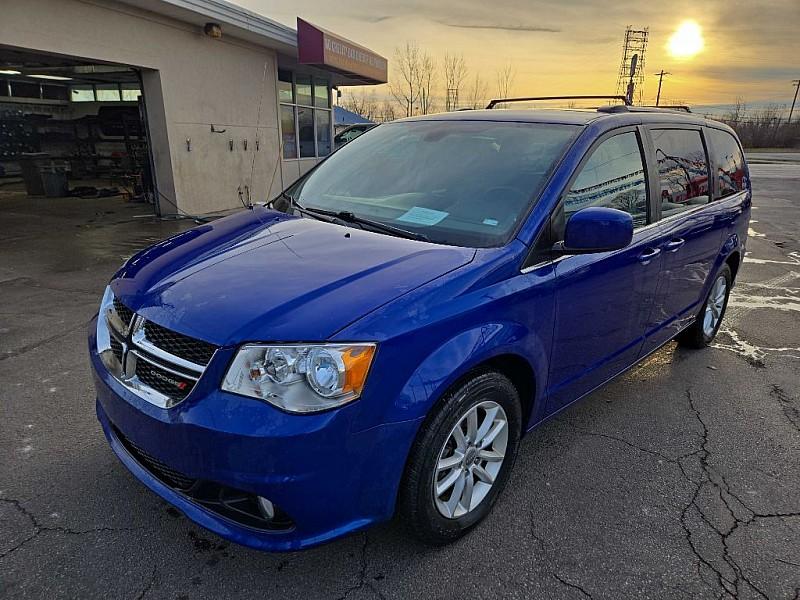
[221,344,376,413]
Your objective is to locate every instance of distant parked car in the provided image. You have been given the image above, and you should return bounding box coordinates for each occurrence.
[334,123,377,149]
[90,101,750,552]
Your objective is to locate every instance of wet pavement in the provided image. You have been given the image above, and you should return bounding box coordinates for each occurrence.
[1,159,798,599]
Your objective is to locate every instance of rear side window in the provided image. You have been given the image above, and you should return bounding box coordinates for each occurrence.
[651,129,709,218]
[707,128,746,198]
[564,131,647,228]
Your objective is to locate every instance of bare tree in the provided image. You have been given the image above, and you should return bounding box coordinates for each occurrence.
[418,51,437,115]
[464,73,488,109]
[495,63,516,107]
[443,53,468,111]
[389,42,422,117]
[340,90,379,121]
[378,100,397,123]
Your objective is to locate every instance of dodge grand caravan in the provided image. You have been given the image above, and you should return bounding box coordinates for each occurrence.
[89,102,750,550]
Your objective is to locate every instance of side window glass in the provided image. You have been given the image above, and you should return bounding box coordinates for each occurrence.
[652,129,709,217]
[707,129,745,198]
[564,131,647,228]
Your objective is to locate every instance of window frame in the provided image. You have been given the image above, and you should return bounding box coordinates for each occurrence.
[278,70,333,161]
[641,123,711,222]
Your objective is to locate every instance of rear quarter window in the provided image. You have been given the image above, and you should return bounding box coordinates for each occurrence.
[707,128,746,198]
[651,129,710,218]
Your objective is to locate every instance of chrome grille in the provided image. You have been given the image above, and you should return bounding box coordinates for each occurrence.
[112,298,134,327]
[109,336,124,363]
[98,290,216,408]
[143,320,217,366]
[133,352,195,402]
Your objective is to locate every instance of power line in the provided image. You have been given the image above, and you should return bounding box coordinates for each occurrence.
[789,80,800,124]
[653,70,671,106]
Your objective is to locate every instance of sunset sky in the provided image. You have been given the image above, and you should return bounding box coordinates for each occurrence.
[236,0,799,108]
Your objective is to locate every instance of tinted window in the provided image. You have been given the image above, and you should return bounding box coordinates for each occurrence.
[315,109,331,156]
[297,106,315,158]
[278,70,294,103]
[652,129,709,218]
[565,131,647,227]
[280,105,297,159]
[314,79,329,107]
[287,121,577,248]
[707,128,745,198]
[296,75,312,107]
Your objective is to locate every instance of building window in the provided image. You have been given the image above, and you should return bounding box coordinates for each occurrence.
[121,84,142,101]
[95,84,121,102]
[280,105,297,159]
[10,81,40,99]
[315,109,331,156]
[278,71,332,159]
[70,85,95,102]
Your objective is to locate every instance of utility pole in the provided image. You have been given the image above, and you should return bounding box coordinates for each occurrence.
[654,70,671,106]
[789,80,800,123]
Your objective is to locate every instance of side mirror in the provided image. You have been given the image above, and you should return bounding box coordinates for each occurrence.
[560,207,633,254]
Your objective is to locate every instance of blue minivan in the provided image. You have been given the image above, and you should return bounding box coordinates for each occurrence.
[89,102,750,551]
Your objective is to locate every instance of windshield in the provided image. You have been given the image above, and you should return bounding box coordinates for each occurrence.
[284,120,579,247]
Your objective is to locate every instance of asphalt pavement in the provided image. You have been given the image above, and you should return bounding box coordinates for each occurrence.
[1,154,798,599]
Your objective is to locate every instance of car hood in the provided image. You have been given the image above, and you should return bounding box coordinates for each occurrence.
[111,207,475,345]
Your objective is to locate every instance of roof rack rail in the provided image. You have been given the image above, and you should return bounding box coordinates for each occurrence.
[597,104,692,114]
[643,105,691,112]
[485,95,630,109]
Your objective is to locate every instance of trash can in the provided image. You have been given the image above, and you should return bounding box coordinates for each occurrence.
[18,153,49,196]
[39,162,70,197]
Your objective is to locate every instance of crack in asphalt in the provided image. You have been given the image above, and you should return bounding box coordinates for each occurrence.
[0,319,91,361]
[334,532,386,600]
[679,388,780,600]
[0,276,99,296]
[0,497,141,560]
[552,387,799,600]
[769,384,800,431]
[134,567,158,600]
[529,512,597,599]
[553,573,594,599]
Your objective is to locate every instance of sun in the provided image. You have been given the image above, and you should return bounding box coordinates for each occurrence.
[668,21,704,59]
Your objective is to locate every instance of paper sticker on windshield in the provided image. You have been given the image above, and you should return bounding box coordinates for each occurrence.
[483,218,499,226]
[396,207,449,226]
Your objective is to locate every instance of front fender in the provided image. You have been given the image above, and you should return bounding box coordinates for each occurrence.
[390,322,547,428]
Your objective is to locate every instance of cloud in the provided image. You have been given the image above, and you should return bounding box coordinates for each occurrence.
[691,65,800,84]
[434,19,561,33]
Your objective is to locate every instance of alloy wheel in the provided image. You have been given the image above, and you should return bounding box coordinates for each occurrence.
[433,400,508,519]
[703,275,728,337]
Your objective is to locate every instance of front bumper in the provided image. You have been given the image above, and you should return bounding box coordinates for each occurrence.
[89,318,422,551]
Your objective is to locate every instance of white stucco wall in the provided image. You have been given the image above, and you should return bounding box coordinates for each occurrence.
[1,0,291,215]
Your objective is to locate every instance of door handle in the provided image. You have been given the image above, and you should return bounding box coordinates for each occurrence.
[638,247,661,265]
[663,238,686,252]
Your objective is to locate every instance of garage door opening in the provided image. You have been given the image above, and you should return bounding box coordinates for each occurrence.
[0,46,157,215]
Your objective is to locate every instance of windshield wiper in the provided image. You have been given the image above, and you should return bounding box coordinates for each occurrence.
[281,196,349,225]
[301,206,430,242]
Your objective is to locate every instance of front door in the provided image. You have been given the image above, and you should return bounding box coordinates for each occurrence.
[546,129,663,413]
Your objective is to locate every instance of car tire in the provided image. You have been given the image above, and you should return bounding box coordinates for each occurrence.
[677,263,732,349]
[399,370,522,546]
